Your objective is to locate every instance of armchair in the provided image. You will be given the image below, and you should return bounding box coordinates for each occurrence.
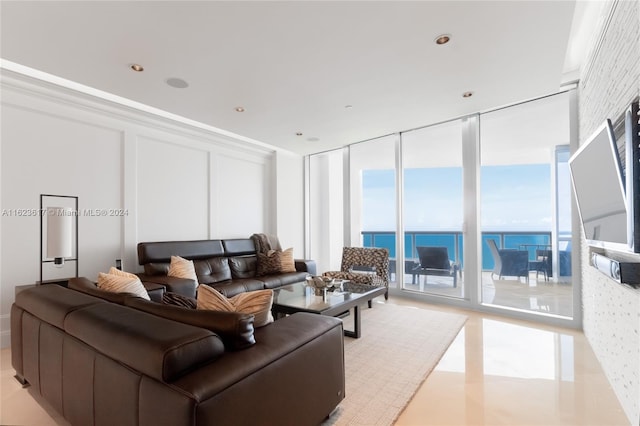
[323,247,389,304]
[486,239,529,282]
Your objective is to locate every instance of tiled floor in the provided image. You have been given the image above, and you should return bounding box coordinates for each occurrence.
[1,296,630,426]
[393,296,629,425]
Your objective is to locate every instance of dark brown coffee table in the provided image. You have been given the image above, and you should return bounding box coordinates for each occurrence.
[271,281,386,338]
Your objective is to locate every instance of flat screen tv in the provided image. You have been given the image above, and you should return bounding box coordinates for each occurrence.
[569,119,630,250]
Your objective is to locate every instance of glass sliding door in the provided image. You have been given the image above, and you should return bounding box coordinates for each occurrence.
[479,92,574,318]
[401,119,465,298]
[349,135,398,283]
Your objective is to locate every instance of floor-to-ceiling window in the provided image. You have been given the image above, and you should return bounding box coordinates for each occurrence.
[401,120,465,298]
[349,135,398,278]
[307,90,577,326]
[479,92,573,318]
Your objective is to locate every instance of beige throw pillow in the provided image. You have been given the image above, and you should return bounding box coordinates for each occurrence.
[197,285,274,327]
[168,255,199,284]
[280,248,296,273]
[97,269,150,300]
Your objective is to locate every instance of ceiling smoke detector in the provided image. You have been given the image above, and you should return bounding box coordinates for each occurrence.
[166,77,189,89]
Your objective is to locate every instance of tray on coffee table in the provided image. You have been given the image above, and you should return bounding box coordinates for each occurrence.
[271,281,386,338]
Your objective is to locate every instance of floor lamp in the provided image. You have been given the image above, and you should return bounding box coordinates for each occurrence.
[40,194,78,284]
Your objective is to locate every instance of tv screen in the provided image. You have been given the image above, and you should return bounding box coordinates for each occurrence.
[569,119,628,247]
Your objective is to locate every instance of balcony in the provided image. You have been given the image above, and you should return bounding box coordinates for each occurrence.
[362,230,573,318]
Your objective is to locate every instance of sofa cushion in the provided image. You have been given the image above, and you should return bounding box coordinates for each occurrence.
[168,256,199,284]
[228,255,258,279]
[209,279,266,298]
[97,270,150,300]
[126,297,255,351]
[259,271,311,290]
[197,285,274,328]
[144,262,170,276]
[65,302,224,382]
[194,257,232,284]
[137,239,225,264]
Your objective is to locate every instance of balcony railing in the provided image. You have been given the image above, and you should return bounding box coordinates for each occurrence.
[362,230,571,272]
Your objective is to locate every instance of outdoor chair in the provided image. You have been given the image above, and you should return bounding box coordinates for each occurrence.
[529,249,552,281]
[323,247,389,306]
[388,259,420,284]
[413,246,461,288]
[486,239,529,282]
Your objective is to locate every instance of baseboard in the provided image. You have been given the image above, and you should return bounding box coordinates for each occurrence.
[1,330,10,349]
[1,313,10,348]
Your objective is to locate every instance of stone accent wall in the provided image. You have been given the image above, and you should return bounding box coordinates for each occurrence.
[578,1,640,424]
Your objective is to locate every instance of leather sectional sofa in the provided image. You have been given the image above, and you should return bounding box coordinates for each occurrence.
[137,239,316,298]
[11,282,345,426]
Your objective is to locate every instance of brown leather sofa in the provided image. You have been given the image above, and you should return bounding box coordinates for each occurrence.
[11,283,345,426]
[137,239,316,298]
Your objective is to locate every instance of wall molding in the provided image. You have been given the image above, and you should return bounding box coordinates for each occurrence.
[0,65,278,157]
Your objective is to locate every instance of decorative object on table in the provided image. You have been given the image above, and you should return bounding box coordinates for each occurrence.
[305,275,336,296]
[40,194,78,284]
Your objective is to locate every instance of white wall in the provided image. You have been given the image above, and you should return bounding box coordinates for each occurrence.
[0,68,304,348]
[308,150,344,273]
[275,151,305,254]
[577,1,640,424]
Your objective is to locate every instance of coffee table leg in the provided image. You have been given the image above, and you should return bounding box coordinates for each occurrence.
[343,305,361,338]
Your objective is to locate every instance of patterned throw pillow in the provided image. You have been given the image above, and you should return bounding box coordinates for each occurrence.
[162,292,197,309]
[168,255,199,284]
[97,268,150,300]
[256,248,296,276]
[197,285,274,327]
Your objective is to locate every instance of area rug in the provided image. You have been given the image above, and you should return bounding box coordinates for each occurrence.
[323,302,467,426]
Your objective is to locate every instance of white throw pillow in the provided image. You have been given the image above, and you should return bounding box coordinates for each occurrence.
[97,270,150,300]
[168,255,199,285]
[197,285,274,327]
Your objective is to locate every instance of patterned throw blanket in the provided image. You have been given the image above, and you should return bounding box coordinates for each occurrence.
[251,233,282,253]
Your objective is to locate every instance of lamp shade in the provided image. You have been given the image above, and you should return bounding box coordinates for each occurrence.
[47,207,73,260]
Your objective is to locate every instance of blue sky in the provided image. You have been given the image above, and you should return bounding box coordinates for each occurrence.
[361,164,569,232]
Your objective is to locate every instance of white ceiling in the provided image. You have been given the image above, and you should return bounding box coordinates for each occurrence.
[1,1,589,155]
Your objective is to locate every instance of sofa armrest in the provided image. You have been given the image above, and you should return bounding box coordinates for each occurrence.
[295,259,316,275]
[137,274,198,298]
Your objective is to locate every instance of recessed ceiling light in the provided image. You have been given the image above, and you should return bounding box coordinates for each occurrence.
[235,107,245,112]
[296,132,303,136]
[166,77,189,89]
[345,105,353,109]
[462,91,473,98]
[434,34,451,45]
[130,64,144,72]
